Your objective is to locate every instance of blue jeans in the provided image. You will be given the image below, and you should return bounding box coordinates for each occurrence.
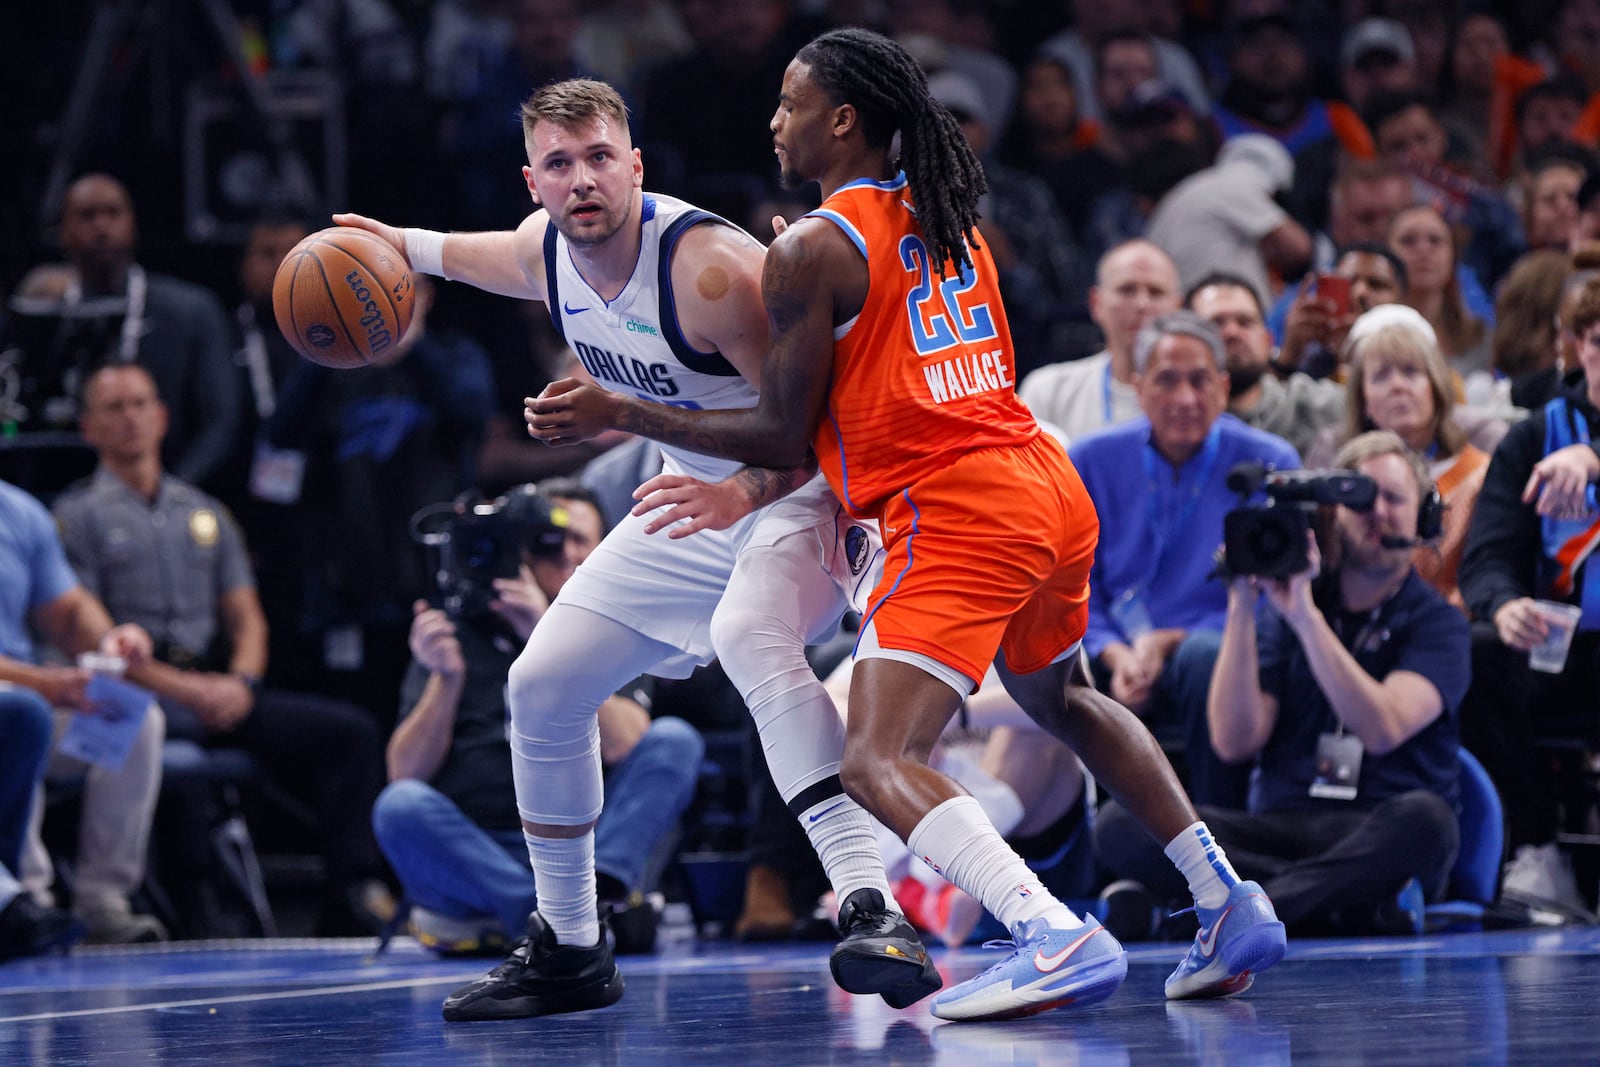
[372,716,704,935]
[0,686,54,874]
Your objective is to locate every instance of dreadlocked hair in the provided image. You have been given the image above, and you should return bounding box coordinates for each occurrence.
[796,28,988,278]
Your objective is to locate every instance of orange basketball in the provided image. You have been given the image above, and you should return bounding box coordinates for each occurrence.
[272,227,416,368]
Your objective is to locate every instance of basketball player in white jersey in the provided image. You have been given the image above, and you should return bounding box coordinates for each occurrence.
[335,78,938,1022]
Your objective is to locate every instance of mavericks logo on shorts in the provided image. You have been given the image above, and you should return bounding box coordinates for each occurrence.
[845,525,871,575]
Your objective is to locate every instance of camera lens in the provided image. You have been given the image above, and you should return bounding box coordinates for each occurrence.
[1224,506,1310,578]
[1249,523,1291,557]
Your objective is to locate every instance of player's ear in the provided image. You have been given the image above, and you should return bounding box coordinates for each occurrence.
[522,165,541,206]
[631,147,644,188]
[832,103,855,140]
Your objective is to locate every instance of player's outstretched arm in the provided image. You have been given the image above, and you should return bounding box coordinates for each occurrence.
[333,211,550,302]
[525,219,843,467]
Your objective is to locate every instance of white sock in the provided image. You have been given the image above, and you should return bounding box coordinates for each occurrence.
[525,830,599,947]
[907,749,1024,894]
[906,795,1081,934]
[797,793,897,909]
[1164,821,1241,910]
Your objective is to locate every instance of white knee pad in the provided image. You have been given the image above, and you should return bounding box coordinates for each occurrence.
[507,604,667,827]
[712,536,853,804]
[713,610,846,804]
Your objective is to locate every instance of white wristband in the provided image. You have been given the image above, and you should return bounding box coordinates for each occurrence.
[404,227,448,278]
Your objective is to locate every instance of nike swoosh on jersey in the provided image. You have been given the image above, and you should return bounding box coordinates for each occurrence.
[563,302,590,315]
[1033,927,1100,972]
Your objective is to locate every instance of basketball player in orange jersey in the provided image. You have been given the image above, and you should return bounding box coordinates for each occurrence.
[528,28,1287,1020]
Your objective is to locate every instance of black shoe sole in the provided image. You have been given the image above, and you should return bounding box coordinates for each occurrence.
[831,942,943,1009]
[441,970,626,1022]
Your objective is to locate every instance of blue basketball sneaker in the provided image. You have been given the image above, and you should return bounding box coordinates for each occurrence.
[930,914,1127,1022]
[1164,880,1286,1001]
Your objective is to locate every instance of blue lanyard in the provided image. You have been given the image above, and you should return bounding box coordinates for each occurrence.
[1102,361,1114,424]
[1141,422,1223,579]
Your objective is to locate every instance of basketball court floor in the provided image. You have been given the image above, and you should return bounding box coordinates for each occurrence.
[3,924,1598,1065]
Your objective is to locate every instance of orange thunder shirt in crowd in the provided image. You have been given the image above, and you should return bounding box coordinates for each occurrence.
[805,173,1041,519]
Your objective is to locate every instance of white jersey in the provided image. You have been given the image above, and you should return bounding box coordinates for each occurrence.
[540,193,881,670]
[544,193,756,484]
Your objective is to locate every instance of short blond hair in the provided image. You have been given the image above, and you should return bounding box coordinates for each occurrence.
[520,79,630,141]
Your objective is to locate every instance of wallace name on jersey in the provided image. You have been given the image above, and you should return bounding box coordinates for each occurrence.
[922,346,1012,405]
[571,337,681,398]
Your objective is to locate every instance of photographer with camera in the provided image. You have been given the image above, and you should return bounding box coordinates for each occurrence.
[1095,431,1468,937]
[373,479,703,957]
[1067,311,1300,809]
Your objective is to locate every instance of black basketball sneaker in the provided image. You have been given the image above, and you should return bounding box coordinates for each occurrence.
[442,912,625,1021]
[829,888,943,1009]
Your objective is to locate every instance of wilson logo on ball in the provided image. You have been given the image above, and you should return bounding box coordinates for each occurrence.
[272,226,415,368]
[344,269,394,355]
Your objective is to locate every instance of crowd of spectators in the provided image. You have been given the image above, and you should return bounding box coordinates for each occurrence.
[5,0,1600,960]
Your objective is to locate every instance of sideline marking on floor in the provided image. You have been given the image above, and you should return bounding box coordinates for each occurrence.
[0,973,468,1024]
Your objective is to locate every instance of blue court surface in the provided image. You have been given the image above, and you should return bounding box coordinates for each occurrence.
[3,926,1598,1065]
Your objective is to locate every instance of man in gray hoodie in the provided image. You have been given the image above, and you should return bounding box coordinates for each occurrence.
[1148,134,1311,306]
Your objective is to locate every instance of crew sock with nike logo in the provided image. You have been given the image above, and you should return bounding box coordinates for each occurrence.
[1165,821,1242,910]
[796,790,896,910]
[907,795,1082,934]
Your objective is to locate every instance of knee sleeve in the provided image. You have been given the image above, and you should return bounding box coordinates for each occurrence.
[507,604,673,827]
[717,627,847,803]
[711,580,849,805]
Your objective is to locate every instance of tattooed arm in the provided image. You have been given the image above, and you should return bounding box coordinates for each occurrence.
[631,455,821,538]
[525,217,854,468]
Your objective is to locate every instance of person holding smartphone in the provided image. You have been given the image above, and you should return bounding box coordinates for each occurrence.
[1278,244,1409,380]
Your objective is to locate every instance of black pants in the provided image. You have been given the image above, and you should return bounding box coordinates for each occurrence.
[1459,622,1600,850]
[165,687,387,891]
[1094,790,1459,932]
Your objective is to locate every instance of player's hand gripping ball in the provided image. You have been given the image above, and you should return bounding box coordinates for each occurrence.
[272,227,415,368]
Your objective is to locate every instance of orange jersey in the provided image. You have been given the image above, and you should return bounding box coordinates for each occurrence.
[808,174,1041,518]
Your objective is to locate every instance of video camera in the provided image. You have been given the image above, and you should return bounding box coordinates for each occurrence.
[1222,463,1377,579]
[410,486,570,620]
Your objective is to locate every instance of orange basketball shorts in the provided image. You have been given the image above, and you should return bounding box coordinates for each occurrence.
[858,432,1100,687]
